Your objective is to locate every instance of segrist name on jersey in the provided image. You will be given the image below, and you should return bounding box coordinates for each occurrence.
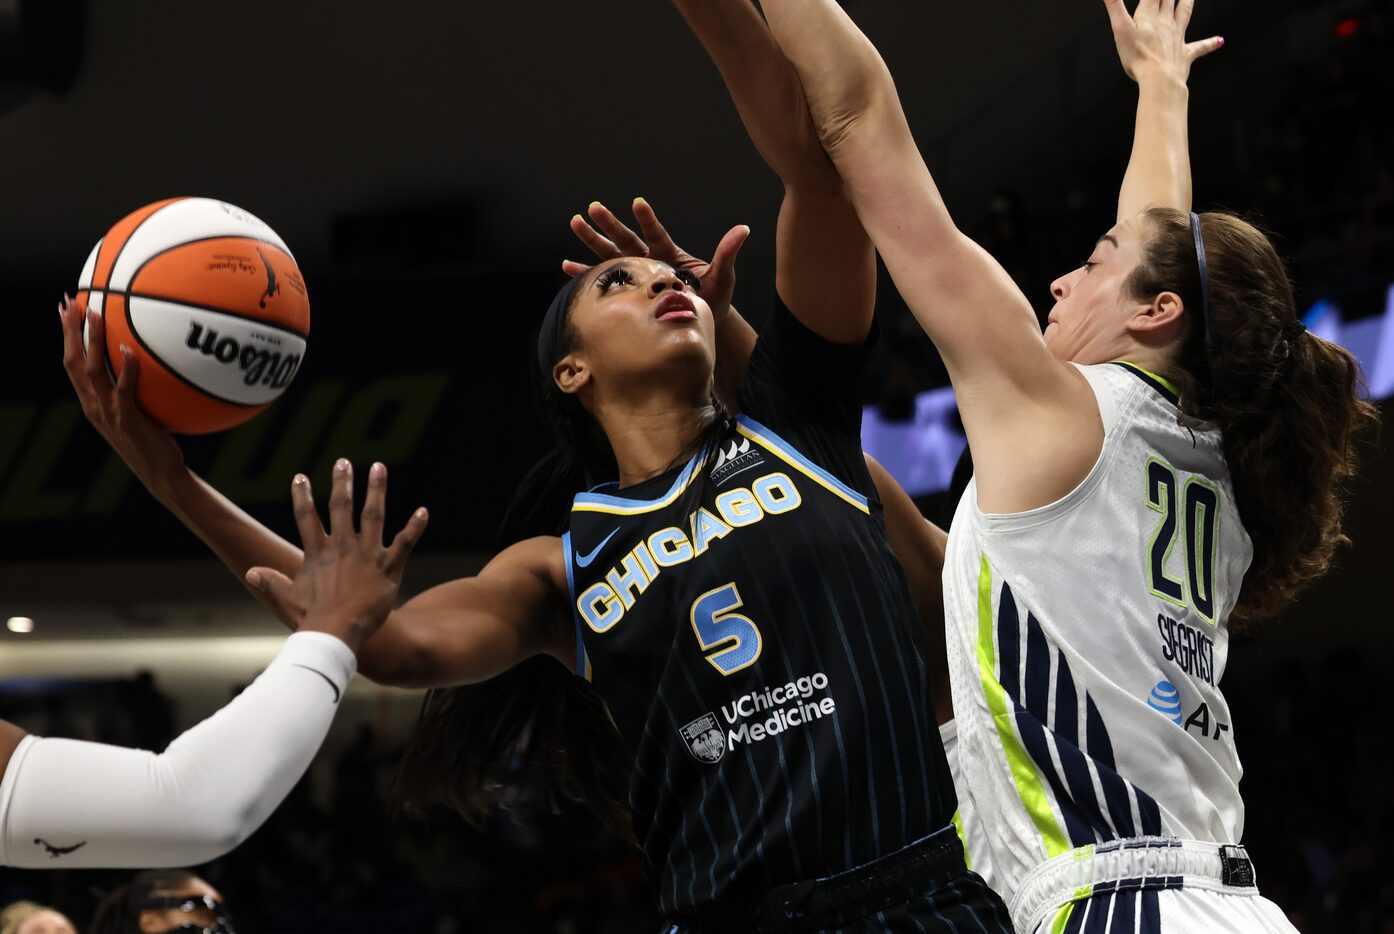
[681,672,836,762]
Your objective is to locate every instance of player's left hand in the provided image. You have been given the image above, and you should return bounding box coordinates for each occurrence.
[246,460,428,653]
[1103,0,1223,85]
[563,198,749,321]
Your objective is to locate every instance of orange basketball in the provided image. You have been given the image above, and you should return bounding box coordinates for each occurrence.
[75,198,311,434]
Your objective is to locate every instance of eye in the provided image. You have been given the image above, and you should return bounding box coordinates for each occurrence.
[596,267,635,291]
[673,268,702,291]
[1082,260,1097,274]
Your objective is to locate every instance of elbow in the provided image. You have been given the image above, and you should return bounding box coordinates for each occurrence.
[177,798,262,864]
[357,641,433,689]
[804,54,898,162]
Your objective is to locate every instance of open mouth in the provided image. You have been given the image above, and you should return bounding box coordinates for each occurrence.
[654,292,697,321]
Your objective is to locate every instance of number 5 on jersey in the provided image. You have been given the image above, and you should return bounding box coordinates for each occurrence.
[691,583,762,675]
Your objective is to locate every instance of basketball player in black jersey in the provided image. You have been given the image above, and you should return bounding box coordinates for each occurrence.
[62,1,1009,929]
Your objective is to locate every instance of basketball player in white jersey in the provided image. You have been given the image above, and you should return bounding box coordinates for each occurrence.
[756,0,1377,930]
[2,321,427,870]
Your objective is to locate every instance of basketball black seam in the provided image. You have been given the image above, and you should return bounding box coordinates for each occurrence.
[87,203,304,420]
[97,199,177,293]
[120,233,297,296]
[85,286,310,341]
[116,292,267,413]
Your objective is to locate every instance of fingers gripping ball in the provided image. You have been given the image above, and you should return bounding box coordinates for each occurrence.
[75,198,311,434]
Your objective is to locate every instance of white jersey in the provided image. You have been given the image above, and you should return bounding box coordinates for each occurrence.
[942,362,1253,905]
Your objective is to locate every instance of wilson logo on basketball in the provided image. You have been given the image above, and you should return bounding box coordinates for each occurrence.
[185,321,302,389]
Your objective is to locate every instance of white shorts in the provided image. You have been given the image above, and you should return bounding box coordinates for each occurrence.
[1011,837,1299,933]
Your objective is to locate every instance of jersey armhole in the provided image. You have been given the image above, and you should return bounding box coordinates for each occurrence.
[560,532,593,682]
[975,365,1141,533]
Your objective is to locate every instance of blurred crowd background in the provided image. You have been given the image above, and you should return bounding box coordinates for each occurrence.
[0,0,1389,930]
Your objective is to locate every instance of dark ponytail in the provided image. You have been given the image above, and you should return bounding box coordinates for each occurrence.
[1129,208,1380,625]
[393,291,637,842]
[90,869,198,934]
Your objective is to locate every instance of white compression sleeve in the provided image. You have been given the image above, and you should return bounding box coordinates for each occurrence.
[0,630,355,868]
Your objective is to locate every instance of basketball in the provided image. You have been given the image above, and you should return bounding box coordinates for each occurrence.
[75,197,311,435]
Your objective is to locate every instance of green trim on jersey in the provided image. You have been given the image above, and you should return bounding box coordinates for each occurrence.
[951,809,970,870]
[976,555,1070,860]
[1112,360,1181,397]
[1049,902,1075,934]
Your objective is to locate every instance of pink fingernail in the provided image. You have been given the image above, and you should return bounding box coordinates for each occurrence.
[335,458,350,472]
[293,474,308,486]
[370,462,386,479]
[1217,36,1225,47]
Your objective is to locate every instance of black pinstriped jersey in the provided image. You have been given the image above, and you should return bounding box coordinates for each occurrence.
[562,303,957,914]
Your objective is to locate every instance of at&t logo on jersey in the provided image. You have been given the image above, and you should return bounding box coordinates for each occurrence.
[680,713,726,763]
[1146,680,1183,725]
[1144,679,1230,741]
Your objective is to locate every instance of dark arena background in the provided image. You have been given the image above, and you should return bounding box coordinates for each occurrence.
[0,0,1390,930]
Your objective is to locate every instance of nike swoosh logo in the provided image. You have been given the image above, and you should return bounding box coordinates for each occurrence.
[576,528,620,568]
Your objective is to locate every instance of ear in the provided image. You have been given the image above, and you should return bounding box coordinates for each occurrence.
[552,354,590,396]
[1127,290,1186,337]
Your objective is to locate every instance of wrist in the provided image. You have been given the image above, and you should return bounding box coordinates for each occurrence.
[297,609,373,652]
[1135,71,1189,98]
[152,462,197,511]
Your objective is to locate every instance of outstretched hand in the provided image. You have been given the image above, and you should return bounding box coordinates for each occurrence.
[247,460,428,653]
[563,198,749,320]
[1104,0,1223,84]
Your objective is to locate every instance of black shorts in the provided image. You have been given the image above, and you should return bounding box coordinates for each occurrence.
[661,828,1013,933]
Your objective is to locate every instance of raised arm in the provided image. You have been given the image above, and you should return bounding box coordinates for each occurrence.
[757,0,1100,513]
[60,299,572,688]
[1107,0,1223,219]
[673,0,875,344]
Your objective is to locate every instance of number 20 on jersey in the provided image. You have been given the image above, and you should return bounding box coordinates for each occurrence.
[1145,457,1220,623]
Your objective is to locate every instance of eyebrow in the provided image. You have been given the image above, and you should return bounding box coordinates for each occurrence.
[1097,234,1119,249]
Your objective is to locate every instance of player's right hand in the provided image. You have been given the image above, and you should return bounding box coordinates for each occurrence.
[59,294,187,494]
[563,198,748,323]
[1103,0,1223,86]
[246,460,428,653]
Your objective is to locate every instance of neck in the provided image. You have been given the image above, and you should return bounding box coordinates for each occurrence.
[594,391,717,489]
[1103,334,1178,384]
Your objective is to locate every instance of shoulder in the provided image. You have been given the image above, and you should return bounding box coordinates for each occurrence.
[1072,362,1150,435]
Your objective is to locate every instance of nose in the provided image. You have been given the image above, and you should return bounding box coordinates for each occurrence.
[1050,274,1069,301]
[648,272,685,297]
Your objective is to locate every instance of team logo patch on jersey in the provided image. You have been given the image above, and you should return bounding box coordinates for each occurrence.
[711,438,763,486]
[679,713,726,763]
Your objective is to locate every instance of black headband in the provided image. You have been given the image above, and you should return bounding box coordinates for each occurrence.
[537,274,584,378]
[1189,212,1213,353]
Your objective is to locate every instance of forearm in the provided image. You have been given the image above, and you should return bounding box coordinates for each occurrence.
[0,632,353,868]
[715,304,758,412]
[760,0,958,243]
[1117,76,1192,221]
[674,0,836,190]
[158,468,304,622]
